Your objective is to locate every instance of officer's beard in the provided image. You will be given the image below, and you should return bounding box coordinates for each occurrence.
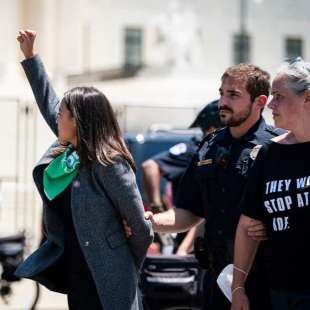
[219,103,253,127]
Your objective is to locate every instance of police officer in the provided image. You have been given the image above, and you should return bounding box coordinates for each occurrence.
[141,100,221,254]
[142,100,220,210]
[144,64,284,309]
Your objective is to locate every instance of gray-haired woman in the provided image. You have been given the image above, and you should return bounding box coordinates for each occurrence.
[16,30,153,310]
[231,58,310,310]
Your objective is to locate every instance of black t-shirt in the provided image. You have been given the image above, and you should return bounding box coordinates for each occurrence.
[51,186,98,294]
[241,141,310,291]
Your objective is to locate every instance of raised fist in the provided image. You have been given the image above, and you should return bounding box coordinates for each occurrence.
[17,30,37,59]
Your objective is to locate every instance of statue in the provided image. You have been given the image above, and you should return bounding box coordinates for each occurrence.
[152,0,203,71]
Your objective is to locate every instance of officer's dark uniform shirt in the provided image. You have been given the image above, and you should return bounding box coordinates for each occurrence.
[152,137,200,204]
[177,117,284,242]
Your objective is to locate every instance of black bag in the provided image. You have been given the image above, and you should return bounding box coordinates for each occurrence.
[141,254,203,310]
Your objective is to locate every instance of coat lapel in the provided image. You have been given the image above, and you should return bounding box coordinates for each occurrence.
[33,140,59,203]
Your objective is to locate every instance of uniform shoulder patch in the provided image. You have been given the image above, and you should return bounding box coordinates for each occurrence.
[169,143,187,155]
[250,144,263,160]
[265,125,287,137]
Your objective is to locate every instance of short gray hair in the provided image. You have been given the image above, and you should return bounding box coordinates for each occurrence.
[277,57,310,94]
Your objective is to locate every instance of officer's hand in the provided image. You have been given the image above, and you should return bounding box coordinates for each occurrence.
[123,220,132,238]
[247,219,267,241]
[17,29,36,59]
[231,289,250,310]
[144,211,154,222]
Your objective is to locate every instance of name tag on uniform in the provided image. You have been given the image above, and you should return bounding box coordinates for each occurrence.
[197,159,213,166]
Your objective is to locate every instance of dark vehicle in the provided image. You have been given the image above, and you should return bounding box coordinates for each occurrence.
[125,129,204,310]
[125,129,202,199]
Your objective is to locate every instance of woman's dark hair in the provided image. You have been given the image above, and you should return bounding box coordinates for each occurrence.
[61,86,135,169]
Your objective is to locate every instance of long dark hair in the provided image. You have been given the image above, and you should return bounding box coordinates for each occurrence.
[61,86,135,169]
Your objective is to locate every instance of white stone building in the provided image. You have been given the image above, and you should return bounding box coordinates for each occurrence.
[1,0,310,112]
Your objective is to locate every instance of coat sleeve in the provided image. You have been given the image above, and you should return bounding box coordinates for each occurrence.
[95,157,154,269]
[21,55,60,136]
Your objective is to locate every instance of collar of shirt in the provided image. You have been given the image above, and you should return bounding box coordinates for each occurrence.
[240,117,268,145]
[220,117,268,146]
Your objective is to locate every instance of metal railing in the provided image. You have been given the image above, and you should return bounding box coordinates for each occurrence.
[0,98,39,247]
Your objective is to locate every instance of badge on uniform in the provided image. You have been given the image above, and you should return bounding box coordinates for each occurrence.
[169,143,187,156]
[216,146,231,168]
[250,145,262,160]
[197,159,213,166]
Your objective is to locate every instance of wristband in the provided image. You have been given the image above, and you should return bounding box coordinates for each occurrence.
[231,286,245,295]
[233,265,248,276]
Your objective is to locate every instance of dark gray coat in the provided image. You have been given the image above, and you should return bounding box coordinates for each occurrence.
[16,55,153,310]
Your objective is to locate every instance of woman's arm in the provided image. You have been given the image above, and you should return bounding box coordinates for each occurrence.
[17,30,59,135]
[95,157,154,269]
[176,220,205,255]
[231,215,261,310]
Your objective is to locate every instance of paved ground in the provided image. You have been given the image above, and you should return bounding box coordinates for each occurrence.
[0,279,67,310]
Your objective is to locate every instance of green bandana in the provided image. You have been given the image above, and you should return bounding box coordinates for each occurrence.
[43,146,80,201]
